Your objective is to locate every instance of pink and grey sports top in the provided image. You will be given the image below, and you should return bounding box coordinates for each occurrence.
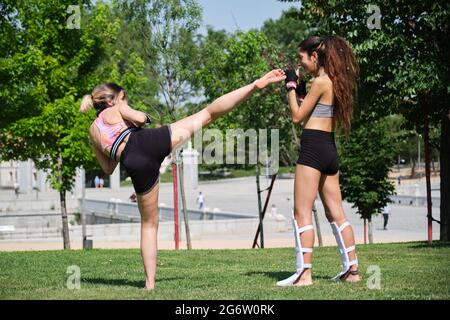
[94,109,138,160]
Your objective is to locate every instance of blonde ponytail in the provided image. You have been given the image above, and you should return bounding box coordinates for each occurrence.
[80,83,125,115]
[80,94,94,113]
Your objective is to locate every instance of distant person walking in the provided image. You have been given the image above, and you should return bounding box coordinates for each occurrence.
[94,175,100,188]
[197,191,205,210]
[99,177,104,188]
[13,182,20,199]
[271,204,278,217]
[383,204,390,230]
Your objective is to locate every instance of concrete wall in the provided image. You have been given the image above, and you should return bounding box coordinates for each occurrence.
[0,212,77,229]
[0,198,79,212]
[390,195,440,207]
[0,216,287,241]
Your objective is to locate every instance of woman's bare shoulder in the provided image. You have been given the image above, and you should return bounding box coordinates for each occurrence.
[103,106,124,123]
[312,74,332,86]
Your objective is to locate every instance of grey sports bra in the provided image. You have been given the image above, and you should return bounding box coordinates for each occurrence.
[310,102,334,118]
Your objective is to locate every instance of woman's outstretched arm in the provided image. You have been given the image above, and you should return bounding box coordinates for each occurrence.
[170,69,286,150]
[207,69,286,121]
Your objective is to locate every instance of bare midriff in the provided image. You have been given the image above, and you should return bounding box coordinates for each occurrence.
[302,116,333,132]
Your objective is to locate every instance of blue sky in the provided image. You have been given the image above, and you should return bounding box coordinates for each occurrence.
[196,0,299,34]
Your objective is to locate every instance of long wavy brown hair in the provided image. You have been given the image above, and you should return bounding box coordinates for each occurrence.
[299,35,359,132]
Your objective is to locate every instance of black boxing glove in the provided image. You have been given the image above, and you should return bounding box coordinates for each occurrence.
[284,69,298,91]
[144,112,152,124]
[296,79,307,100]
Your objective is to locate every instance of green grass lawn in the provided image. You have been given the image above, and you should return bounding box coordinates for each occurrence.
[1,241,449,300]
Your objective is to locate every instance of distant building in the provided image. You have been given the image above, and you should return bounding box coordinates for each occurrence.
[0,160,17,188]
[1,158,121,195]
[0,160,51,193]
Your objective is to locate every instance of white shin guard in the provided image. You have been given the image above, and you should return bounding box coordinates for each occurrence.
[330,221,358,281]
[277,219,313,286]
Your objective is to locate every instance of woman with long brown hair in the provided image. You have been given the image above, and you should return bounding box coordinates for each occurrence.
[80,70,286,289]
[275,35,361,286]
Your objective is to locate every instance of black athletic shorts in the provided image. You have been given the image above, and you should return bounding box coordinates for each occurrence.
[120,125,172,195]
[297,128,339,175]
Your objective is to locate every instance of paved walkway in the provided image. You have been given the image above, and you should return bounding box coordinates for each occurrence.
[0,174,442,251]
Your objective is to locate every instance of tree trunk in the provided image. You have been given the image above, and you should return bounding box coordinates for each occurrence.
[424,109,433,244]
[410,158,416,177]
[178,162,192,250]
[58,153,70,250]
[368,216,374,244]
[312,204,323,247]
[440,113,450,241]
[60,190,70,250]
[363,218,367,245]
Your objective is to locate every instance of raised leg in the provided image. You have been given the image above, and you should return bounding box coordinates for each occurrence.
[169,69,286,150]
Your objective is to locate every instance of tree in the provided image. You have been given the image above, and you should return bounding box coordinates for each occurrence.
[193,29,296,167]
[149,0,203,250]
[119,0,203,122]
[280,0,450,241]
[108,0,162,119]
[339,118,398,243]
[1,97,96,249]
[0,0,92,128]
[261,7,311,67]
[193,29,293,246]
[0,1,157,249]
[118,0,204,249]
[386,114,441,175]
[0,1,113,249]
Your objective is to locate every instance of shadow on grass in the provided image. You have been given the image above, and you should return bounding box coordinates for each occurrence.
[245,271,333,282]
[82,276,186,288]
[405,241,450,249]
[82,277,143,288]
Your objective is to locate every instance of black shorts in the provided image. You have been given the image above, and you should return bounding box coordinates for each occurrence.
[120,125,172,195]
[297,129,339,175]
